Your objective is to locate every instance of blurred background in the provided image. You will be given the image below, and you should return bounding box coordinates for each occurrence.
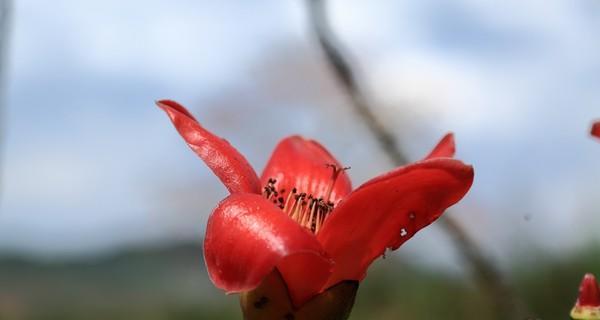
[0,0,599,319]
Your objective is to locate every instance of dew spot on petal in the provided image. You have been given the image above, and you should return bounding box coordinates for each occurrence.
[400,228,408,237]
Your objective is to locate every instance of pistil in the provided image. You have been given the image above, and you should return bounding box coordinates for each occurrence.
[324,164,350,202]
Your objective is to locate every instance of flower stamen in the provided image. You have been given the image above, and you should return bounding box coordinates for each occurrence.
[263,178,277,201]
[264,177,339,234]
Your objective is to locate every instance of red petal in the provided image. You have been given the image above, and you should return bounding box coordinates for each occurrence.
[261,136,352,204]
[362,133,457,189]
[592,121,600,139]
[317,158,474,289]
[157,100,261,194]
[424,133,455,159]
[576,273,600,307]
[204,193,333,307]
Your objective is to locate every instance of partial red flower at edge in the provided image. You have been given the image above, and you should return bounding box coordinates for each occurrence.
[571,273,600,320]
[592,121,600,140]
[158,100,474,308]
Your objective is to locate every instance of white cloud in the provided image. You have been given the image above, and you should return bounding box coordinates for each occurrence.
[10,0,304,95]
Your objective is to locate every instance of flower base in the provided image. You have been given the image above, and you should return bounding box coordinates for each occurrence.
[240,270,358,320]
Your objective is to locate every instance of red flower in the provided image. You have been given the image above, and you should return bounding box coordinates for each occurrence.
[571,273,600,319]
[592,121,600,140]
[158,100,474,307]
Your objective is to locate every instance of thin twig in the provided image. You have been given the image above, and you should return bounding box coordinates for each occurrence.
[305,0,526,318]
[0,0,11,206]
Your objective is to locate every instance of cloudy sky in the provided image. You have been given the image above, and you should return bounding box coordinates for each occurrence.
[0,0,599,269]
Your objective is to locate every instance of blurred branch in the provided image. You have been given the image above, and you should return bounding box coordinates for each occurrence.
[305,0,526,318]
[0,0,11,205]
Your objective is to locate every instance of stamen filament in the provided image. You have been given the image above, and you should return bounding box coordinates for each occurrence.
[262,172,346,234]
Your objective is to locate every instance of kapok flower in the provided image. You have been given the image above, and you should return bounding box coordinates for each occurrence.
[592,121,600,140]
[571,273,600,320]
[158,100,474,318]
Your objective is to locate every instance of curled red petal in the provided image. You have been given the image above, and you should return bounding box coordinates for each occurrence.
[424,133,455,159]
[261,136,352,204]
[592,121,600,139]
[317,158,474,289]
[576,273,600,307]
[203,193,333,307]
[362,133,458,189]
[157,100,261,194]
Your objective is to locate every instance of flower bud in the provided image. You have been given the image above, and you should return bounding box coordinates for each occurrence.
[571,273,600,320]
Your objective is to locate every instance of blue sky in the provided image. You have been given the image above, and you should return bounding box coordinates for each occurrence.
[0,0,599,269]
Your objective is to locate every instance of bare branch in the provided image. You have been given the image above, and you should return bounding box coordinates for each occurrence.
[305,0,527,318]
[0,0,12,205]
[306,0,409,166]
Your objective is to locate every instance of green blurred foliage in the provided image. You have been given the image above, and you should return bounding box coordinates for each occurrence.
[0,244,598,319]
